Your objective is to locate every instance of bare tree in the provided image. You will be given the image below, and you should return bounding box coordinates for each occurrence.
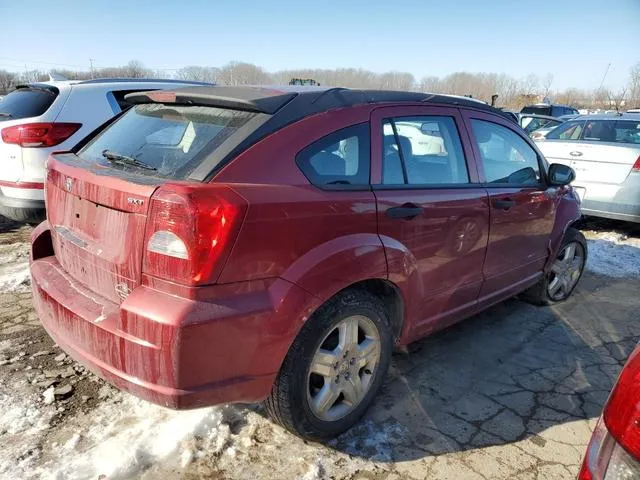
[608,87,628,113]
[541,73,554,100]
[627,62,640,109]
[217,62,272,85]
[123,60,152,79]
[175,66,219,84]
[0,70,17,94]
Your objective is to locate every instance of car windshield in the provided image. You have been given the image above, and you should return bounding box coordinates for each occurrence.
[78,103,258,179]
[0,87,58,121]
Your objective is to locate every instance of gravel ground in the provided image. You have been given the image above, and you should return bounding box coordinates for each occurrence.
[0,217,638,480]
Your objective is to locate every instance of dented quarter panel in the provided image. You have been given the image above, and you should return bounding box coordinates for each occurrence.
[544,185,583,271]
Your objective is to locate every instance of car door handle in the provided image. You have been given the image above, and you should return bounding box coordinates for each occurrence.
[570,151,583,157]
[386,204,424,220]
[493,199,516,210]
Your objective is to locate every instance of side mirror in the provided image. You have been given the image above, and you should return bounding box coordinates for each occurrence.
[548,163,575,186]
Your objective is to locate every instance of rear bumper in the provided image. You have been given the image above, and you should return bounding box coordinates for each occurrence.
[0,182,45,209]
[30,225,316,409]
[576,172,640,223]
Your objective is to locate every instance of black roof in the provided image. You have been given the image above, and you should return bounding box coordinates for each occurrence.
[124,86,513,182]
[126,85,506,117]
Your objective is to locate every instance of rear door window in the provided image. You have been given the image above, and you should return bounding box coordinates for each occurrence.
[77,103,258,179]
[0,87,58,121]
[581,120,617,142]
[380,116,469,185]
[296,123,370,188]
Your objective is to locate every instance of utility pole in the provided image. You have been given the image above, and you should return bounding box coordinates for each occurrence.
[89,59,95,79]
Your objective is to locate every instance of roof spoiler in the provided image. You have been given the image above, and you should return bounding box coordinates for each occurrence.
[125,86,298,114]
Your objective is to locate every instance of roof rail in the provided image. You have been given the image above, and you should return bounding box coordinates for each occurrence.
[76,78,214,86]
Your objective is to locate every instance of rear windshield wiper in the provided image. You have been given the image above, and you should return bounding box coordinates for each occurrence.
[0,113,12,118]
[101,150,157,171]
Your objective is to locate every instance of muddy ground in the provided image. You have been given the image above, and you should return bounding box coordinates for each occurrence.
[0,218,638,480]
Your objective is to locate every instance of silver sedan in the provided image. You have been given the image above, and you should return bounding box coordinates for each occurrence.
[537,115,640,223]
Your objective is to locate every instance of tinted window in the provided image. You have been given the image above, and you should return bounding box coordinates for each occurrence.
[546,121,585,140]
[381,116,469,185]
[521,106,551,116]
[296,123,370,187]
[580,120,640,144]
[613,120,640,144]
[0,87,58,121]
[78,103,257,179]
[471,119,540,186]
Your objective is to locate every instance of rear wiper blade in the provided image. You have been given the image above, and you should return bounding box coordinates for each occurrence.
[0,113,12,118]
[101,150,156,171]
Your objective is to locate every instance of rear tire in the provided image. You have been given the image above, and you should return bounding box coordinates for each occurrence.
[0,206,45,225]
[264,289,393,441]
[522,227,587,306]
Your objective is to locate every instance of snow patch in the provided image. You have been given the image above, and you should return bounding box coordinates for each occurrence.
[0,392,55,478]
[0,243,31,292]
[42,395,227,480]
[586,232,640,278]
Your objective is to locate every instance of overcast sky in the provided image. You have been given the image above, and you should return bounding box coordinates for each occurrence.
[1,0,638,90]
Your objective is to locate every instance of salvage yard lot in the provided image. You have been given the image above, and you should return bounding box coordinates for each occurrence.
[0,219,639,480]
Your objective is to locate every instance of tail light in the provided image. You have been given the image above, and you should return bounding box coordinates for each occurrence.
[1,123,82,147]
[579,345,640,479]
[142,185,247,286]
[632,155,640,172]
[603,347,640,459]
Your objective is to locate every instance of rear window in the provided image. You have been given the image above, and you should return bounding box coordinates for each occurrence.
[77,103,257,179]
[581,120,640,144]
[0,87,58,121]
[521,106,551,116]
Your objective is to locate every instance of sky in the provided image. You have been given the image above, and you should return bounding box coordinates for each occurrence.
[0,0,638,91]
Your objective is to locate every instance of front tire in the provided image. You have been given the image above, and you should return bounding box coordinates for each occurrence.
[264,289,393,440]
[522,227,587,306]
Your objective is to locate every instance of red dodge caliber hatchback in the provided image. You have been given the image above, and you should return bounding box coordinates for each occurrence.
[30,86,585,440]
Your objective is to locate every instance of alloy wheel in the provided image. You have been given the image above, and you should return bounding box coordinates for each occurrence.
[306,315,381,422]
[548,241,585,301]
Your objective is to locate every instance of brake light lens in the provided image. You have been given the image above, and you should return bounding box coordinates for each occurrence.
[603,347,640,459]
[142,185,247,286]
[1,123,82,147]
[632,155,640,172]
[580,345,640,479]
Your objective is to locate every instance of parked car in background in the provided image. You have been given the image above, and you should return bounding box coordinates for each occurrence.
[30,86,583,440]
[521,103,579,118]
[537,115,640,223]
[0,78,211,222]
[579,343,640,479]
[520,114,563,137]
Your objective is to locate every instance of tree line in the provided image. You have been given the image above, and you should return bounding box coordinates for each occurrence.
[1,60,638,111]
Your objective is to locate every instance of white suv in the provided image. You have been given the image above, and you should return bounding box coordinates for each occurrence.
[0,78,210,222]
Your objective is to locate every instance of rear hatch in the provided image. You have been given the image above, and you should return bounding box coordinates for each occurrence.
[45,94,266,302]
[47,155,156,304]
[541,118,640,185]
[0,85,61,182]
